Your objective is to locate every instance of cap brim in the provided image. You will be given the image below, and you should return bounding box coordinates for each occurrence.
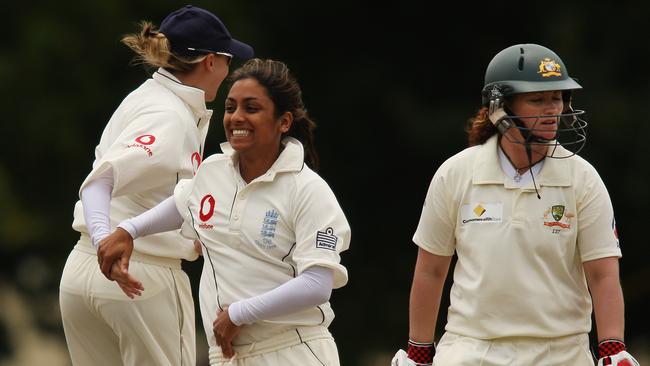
[226,39,254,60]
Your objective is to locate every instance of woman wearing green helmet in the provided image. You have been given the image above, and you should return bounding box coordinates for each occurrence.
[392,44,637,366]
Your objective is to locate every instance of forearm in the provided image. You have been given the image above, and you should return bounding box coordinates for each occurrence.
[118,196,183,239]
[409,248,451,343]
[584,257,625,341]
[228,266,333,325]
[81,168,114,249]
[591,274,625,341]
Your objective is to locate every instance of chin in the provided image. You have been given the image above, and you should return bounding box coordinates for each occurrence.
[539,132,558,141]
[228,140,249,152]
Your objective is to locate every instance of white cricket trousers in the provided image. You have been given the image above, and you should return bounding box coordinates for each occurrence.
[433,331,594,365]
[210,326,340,366]
[59,237,195,366]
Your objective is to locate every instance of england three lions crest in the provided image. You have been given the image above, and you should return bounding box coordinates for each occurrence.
[316,228,338,251]
[255,209,279,249]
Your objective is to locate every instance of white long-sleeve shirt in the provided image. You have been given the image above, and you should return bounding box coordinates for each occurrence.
[72,68,211,260]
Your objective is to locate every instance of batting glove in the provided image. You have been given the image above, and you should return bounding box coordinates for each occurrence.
[391,340,435,366]
[597,339,640,366]
[391,349,416,366]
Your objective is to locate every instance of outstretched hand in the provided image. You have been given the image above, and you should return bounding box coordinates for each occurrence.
[97,227,134,280]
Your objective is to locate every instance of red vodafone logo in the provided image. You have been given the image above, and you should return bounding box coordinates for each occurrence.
[127,134,155,156]
[135,134,156,145]
[191,152,202,175]
[199,195,215,222]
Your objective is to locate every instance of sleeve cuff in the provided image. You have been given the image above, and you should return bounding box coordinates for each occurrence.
[117,220,138,240]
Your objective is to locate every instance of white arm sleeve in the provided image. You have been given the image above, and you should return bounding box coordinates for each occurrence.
[228,266,333,326]
[117,196,183,239]
[81,167,114,250]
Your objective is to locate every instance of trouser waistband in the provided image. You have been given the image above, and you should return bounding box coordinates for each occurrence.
[210,326,332,363]
[75,233,181,269]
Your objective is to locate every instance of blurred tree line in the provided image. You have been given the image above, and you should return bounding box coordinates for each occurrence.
[1,0,648,365]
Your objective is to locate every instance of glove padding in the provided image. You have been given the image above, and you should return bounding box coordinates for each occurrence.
[597,351,640,366]
[391,349,417,366]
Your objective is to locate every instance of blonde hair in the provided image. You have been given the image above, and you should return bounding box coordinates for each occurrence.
[121,21,206,72]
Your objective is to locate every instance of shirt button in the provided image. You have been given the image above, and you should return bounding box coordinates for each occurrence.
[239,195,246,200]
[233,214,239,220]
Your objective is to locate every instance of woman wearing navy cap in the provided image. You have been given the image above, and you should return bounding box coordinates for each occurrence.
[59,5,253,365]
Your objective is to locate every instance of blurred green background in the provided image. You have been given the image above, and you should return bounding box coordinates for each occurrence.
[1,1,648,365]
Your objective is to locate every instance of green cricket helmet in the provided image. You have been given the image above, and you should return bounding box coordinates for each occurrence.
[481,43,587,157]
[482,44,582,104]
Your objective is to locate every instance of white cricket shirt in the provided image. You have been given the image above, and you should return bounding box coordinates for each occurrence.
[72,68,211,260]
[173,137,350,345]
[413,135,621,339]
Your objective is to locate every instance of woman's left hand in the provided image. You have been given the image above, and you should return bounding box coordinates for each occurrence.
[213,307,240,359]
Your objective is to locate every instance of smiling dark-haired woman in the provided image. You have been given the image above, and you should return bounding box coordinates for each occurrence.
[98,59,351,366]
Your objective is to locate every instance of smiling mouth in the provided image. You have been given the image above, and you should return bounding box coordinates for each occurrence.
[232,129,250,137]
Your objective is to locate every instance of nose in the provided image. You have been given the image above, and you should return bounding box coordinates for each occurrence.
[229,106,245,123]
[543,99,563,116]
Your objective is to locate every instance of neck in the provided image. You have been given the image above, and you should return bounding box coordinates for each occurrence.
[173,68,207,93]
[238,145,283,183]
[499,136,546,173]
[172,69,192,84]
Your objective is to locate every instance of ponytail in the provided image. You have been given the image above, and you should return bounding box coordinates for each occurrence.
[121,21,206,73]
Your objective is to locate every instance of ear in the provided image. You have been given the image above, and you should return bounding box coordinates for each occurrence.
[278,112,293,133]
[203,54,216,71]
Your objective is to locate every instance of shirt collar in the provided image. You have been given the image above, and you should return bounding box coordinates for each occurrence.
[152,68,210,118]
[498,146,544,187]
[473,134,571,187]
[220,137,306,181]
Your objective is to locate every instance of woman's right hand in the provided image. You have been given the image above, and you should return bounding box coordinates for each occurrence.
[97,227,135,281]
[111,260,144,298]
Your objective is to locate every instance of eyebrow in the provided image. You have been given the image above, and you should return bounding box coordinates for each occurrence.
[225,96,260,102]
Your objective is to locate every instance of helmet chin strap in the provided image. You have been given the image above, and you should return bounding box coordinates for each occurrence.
[523,135,542,200]
[490,105,555,143]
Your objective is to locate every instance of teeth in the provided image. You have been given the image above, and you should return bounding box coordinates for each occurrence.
[232,129,250,136]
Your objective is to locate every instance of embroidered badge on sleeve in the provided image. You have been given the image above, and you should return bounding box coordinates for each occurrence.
[316,228,338,251]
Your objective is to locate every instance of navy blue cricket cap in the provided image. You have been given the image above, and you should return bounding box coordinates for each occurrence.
[159,5,254,60]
